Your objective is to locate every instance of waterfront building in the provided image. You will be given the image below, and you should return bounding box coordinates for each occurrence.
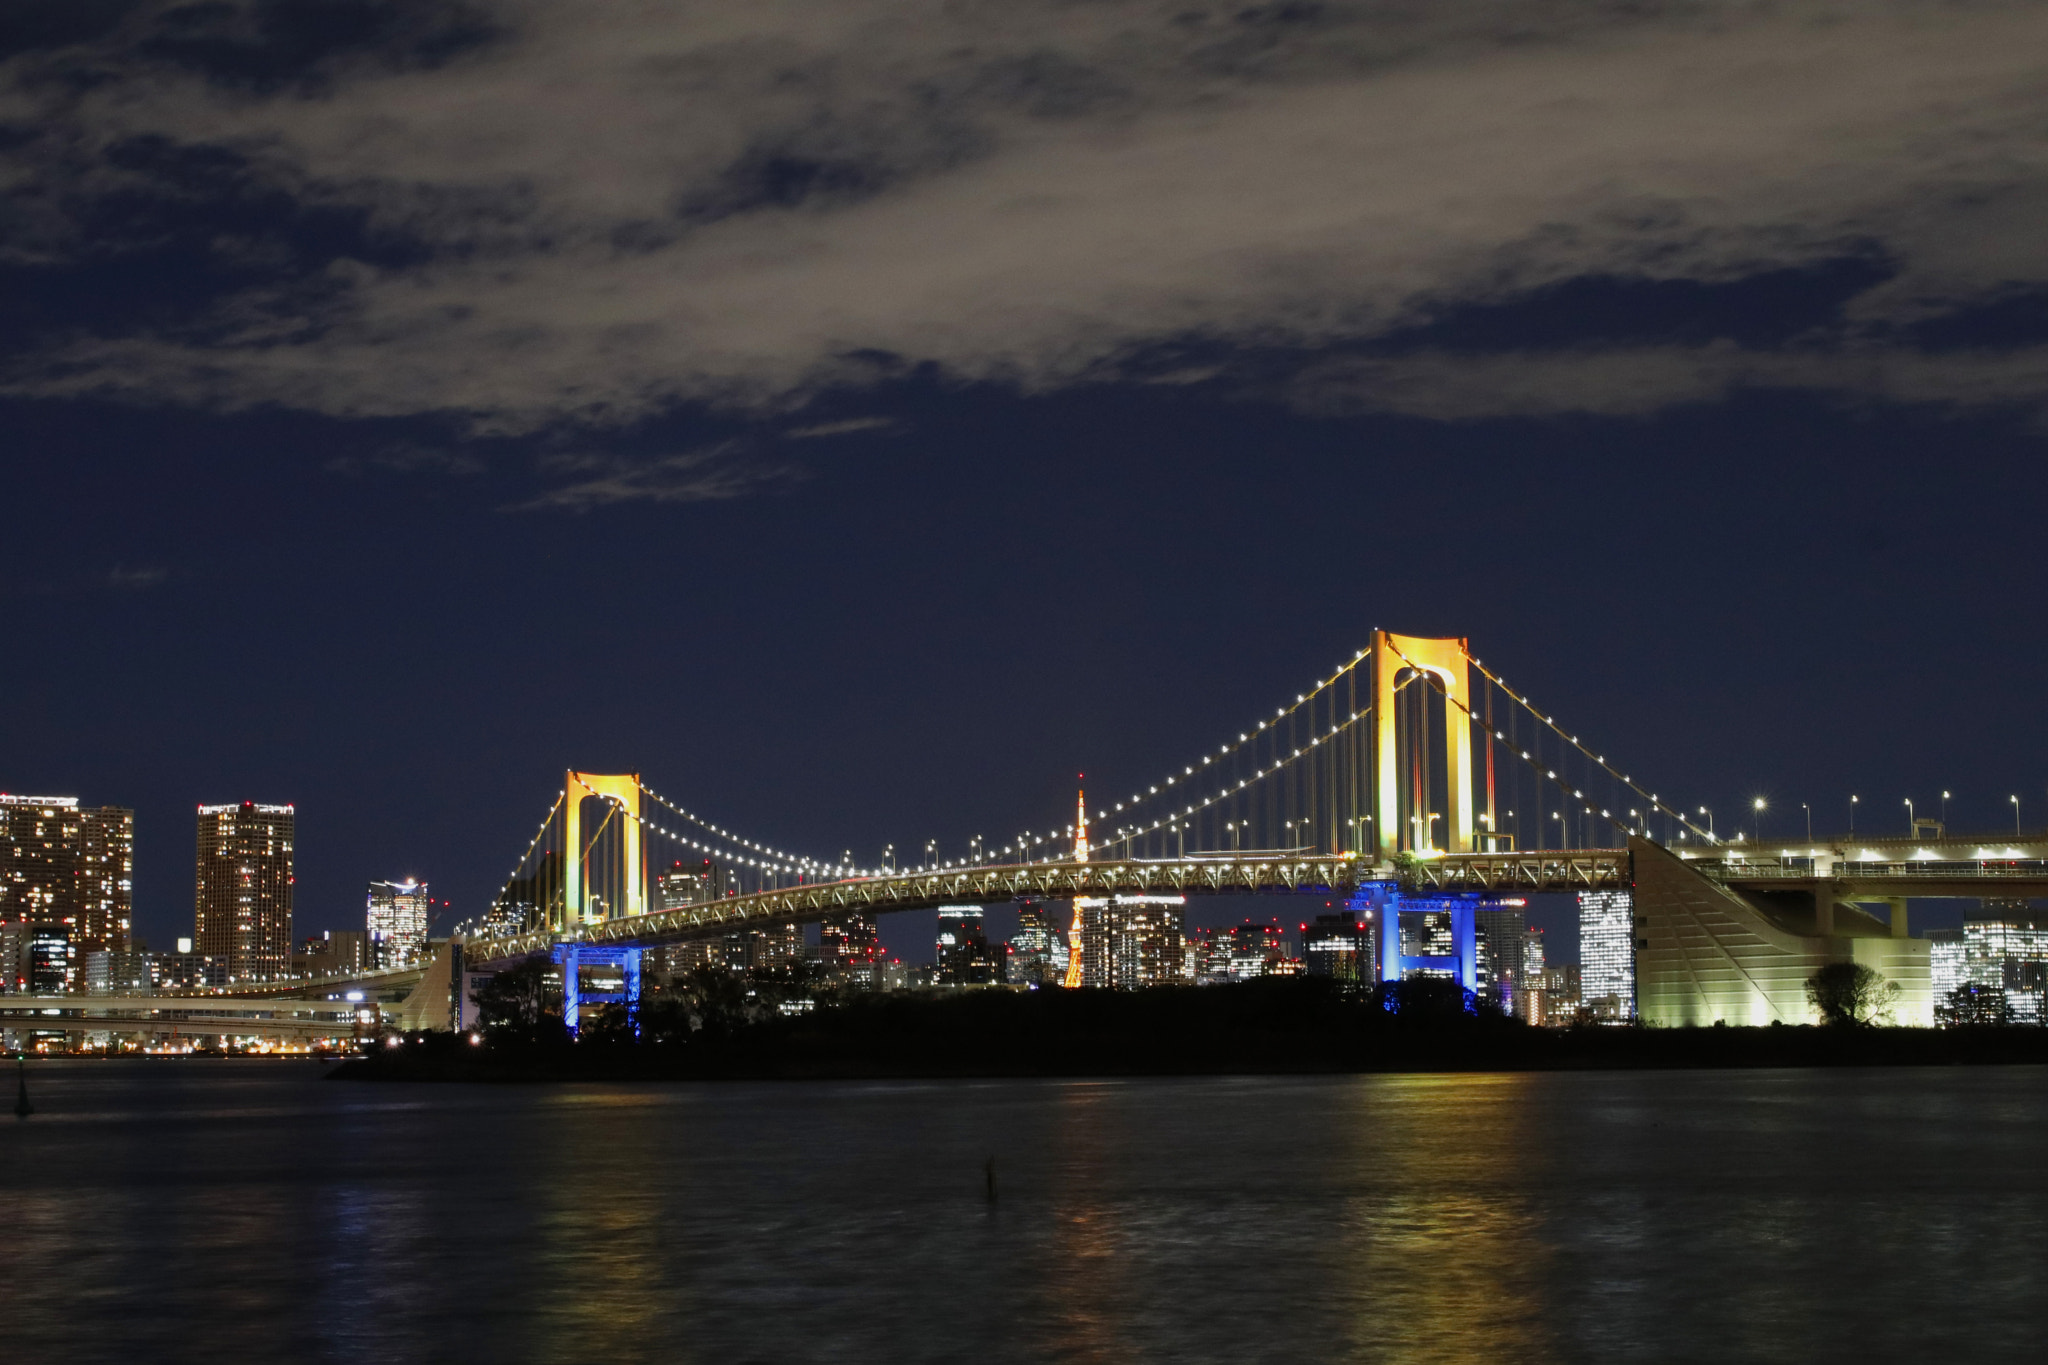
[1578,889,1635,1021]
[194,802,296,981]
[1302,912,1369,981]
[936,905,1002,984]
[366,880,431,965]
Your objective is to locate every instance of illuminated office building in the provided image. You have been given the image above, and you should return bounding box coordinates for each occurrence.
[1540,964,1582,1025]
[1931,901,2048,1024]
[747,922,806,970]
[1302,912,1370,982]
[195,802,296,981]
[1189,921,1289,984]
[1474,901,1530,1013]
[936,905,1002,984]
[1515,928,1547,1024]
[820,912,882,985]
[1007,898,1068,986]
[0,921,72,993]
[367,879,431,965]
[1578,889,1635,1021]
[83,949,150,993]
[656,858,727,909]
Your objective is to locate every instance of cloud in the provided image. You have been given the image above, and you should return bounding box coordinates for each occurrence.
[504,443,791,511]
[782,416,901,439]
[104,563,168,590]
[4,2,2048,428]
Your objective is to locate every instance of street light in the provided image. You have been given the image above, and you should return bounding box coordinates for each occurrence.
[1801,803,1812,841]
[1904,798,1914,835]
[1850,795,1859,836]
[2013,795,2023,836]
[1941,790,1951,826]
[1753,797,1766,842]
[1698,806,1714,840]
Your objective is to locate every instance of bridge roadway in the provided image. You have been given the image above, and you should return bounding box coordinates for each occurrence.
[1674,832,2048,899]
[0,994,362,1041]
[462,850,1637,966]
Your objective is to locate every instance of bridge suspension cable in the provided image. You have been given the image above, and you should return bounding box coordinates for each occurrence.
[1456,647,1717,845]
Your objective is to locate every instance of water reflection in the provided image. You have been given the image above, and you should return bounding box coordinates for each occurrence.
[1334,1076,1556,1364]
[4,1064,2048,1363]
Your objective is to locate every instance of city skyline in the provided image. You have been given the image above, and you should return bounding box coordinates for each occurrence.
[2,5,2043,965]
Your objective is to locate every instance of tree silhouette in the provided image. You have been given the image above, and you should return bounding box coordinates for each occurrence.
[1804,961,1899,1026]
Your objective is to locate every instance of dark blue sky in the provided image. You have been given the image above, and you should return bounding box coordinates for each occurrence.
[4,3,2046,958]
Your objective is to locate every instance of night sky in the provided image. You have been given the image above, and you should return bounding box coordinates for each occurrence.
[4,3,2046,961]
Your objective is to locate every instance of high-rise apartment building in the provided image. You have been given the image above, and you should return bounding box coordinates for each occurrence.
[2,796,133,983]
[195,802,296,981]
[366,879,431,964]
[1075,896,1188,989]
[1578,889,1635,1021]
[77,805,134,955]
[1,795,83,927]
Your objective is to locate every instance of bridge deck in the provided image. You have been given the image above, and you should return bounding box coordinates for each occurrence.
[462,852,1634,965]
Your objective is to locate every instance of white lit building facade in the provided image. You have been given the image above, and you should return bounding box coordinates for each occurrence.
[1578,889,1635,1021]
[1932,902,2048,1024]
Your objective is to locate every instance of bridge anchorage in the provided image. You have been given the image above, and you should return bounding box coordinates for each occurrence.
[409,629,2046,1036]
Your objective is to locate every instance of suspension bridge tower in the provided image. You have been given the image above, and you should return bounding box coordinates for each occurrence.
[561,770,646,928]
[1371,631,1476,861]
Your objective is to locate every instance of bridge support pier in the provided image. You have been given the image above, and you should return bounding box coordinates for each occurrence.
[1373,887,1483,994]
[554,944,642,1038]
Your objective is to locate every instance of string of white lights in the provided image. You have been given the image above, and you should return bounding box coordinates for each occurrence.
[1101,646,1375,826]
[1371,637,1712,846]
[1458,648,1717,843]
[1088,704,1376,854]
[486,791,565,910]
[571,774,827,879]
[637,780,870,877]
